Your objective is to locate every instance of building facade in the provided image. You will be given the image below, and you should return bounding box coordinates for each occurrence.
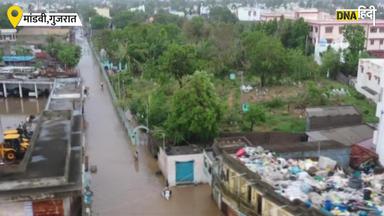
[356,58,384,103]
[158,146,210,186]
[308,19,384,52]
[0,29,17,43]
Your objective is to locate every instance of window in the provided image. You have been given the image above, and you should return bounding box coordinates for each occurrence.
[325,26,333,33]
[381,39,383,45]
[371,39,375,45]
[380,27,384,33]
[371,27,378,33]
[368,72,372,80]
[315,27,318,32]
[247,185,252,203]
[253,11,256,16]
[326,38,333,43]
[257,193,263,215]
[360,66,364,73]
[248,11,251,16]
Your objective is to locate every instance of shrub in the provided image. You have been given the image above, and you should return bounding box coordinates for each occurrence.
[264,98,285,109]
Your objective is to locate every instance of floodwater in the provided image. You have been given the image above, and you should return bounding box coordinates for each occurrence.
[77,31,220,216]
[0,98,47,140]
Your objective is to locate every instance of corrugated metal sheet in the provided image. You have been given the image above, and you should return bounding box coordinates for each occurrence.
[2,56,34,62]
[32,199,64,216]
[350,141,378,168]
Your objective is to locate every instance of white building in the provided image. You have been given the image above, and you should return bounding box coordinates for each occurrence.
[314,38,349,64]
[94,7,111,19]
[129,5,145,13]
[359,59,384,164]
[0,29,17,43]
[158,146,210,186]
[356,59,384,103]
[228,4,262,21]
[169,9,185,17]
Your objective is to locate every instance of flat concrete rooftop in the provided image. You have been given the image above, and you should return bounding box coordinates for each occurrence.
[306,105,360,117]
[0,78,83,200]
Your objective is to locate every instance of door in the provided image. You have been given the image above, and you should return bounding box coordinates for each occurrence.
[176,160,194,184]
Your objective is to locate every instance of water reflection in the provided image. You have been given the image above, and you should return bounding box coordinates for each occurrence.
[0,98,47,115]
[0,98,47,140]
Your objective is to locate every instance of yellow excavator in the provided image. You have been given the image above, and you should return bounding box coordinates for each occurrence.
[3,129,30,142]
[0,134,30,162]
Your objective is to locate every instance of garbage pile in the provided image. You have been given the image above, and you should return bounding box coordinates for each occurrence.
[236,146,384,216]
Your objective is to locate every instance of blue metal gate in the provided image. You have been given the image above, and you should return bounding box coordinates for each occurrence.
[176,161,194,184]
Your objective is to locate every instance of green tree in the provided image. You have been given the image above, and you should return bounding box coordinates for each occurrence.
[209,7,238,24]
[57,44,81,69]
[305,82,328,106]
[153,10,183,25]
[77,3,97,22]
[90,15,109,29]
[320,48,341,79]
[253,18,310,53]
[0,4,12,28]
[112,11,147,29]
[165,71,223,144]
[159,43,196,86]
[0,48,3,62]
[242,104,266,131]
[343,25,366,75]
[280,18,310,53]
[183,16,210,42]
[243,31,287,87]
[286,49,318,80]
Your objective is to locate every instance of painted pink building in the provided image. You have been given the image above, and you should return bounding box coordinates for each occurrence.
[308,19,384,52]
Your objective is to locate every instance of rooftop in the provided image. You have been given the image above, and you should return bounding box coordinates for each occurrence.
[0,78,83,200]
[2,56,35,62]
[165,145,203,155]
[306,124,374,146]
[47,78,83,113]
[306,19,384,25]
[360,58,384,68]
[17,27,71,36]
[231,146,384,215]
[306,105,360,118]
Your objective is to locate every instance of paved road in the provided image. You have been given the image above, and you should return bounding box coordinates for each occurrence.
[77,31,220,216]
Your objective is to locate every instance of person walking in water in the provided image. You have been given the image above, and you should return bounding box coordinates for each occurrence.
[134,149,138,161]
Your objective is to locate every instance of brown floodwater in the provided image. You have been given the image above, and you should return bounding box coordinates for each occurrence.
[77,30,221,216]
[0,98,47,141]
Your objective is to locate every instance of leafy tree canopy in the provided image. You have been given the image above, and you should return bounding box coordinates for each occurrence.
[165,71,223,144]
[112,11,147,29]
[243,31,287,87]
[0,4,12,28]
[90,15,109,29]
[320,47,341,79]
[159,43,197,86]
[343,25,366,76]
[242,104,266,131]
[209,7,238,24]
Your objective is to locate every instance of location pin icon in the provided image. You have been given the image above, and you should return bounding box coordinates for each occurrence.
[7,5,23,29]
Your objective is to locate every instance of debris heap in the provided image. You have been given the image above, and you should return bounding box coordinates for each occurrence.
[236,146,384,216]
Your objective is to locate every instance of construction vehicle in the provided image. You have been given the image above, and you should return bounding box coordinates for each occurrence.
[3,120,33,140]
[0,134,29,162]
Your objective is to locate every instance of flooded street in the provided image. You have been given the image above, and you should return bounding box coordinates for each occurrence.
[77,33,220,216]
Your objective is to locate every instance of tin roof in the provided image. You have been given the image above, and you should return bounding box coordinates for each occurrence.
[2,56,34,62]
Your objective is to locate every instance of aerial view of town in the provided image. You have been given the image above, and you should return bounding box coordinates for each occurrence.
[2,0,384,215]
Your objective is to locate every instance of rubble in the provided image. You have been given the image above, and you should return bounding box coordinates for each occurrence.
[236,146,384,216]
